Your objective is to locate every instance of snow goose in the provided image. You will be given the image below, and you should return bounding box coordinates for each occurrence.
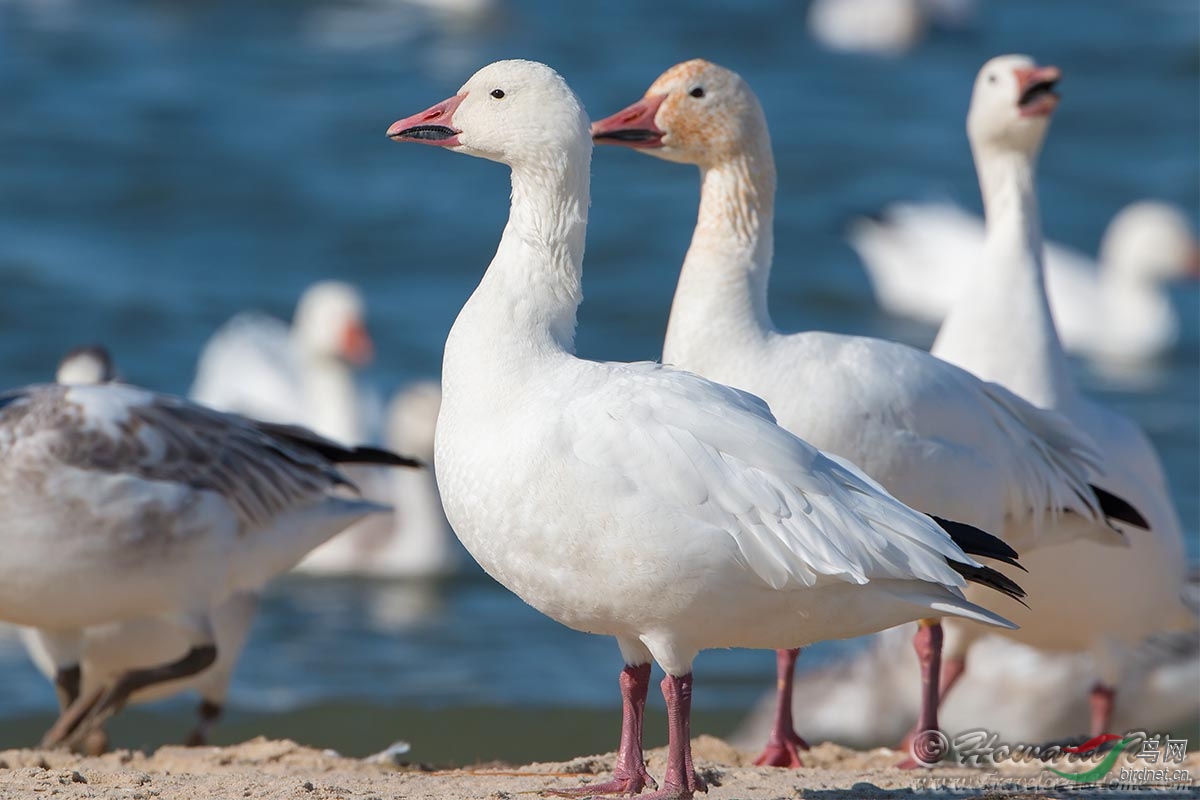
[190,280,378,446]
[929,55,1193,738]
[386,58,1032,798]
[851,200,1198,362]
[591,58,1147,768]
[295,380,459,578]
[0,379,418,749]
[18,346,261,750]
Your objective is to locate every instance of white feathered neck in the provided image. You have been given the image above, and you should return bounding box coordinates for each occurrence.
[663,124,777,366]
[932,142,1076,409]
[442,137,591,400]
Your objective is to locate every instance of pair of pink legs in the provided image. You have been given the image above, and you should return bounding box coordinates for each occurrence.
[554,663,705,800]
[752,648,810,767]
[896,622,1119,768]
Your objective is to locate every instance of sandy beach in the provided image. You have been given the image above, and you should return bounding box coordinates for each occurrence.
[1,735,1196,799]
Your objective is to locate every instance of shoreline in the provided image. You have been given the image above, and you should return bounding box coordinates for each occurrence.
[1,736,1196,800]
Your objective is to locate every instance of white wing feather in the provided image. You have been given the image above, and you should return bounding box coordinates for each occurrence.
[566,362,983,594]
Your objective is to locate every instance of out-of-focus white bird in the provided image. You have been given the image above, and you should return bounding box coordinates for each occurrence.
[17,346,259,750]
[190,280,380,446]
[852,200,1199,362]
[3,348,416,750]
[807,0,975,56]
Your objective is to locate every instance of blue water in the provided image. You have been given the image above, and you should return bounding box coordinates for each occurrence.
[0,0,1196,747]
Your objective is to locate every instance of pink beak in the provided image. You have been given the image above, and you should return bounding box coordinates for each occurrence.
[1014,65,1061,118]
[387,94,466,147]
[340,319,374,366]
[591,94,667,148]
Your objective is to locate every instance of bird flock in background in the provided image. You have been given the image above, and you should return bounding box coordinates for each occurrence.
[0,47,1194,800]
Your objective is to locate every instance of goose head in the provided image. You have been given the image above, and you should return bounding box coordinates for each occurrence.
[1101,201,1200,285]
[292,280,374,366]
[590,58,769,169]
[56,344,118,385]
[967,54,1060,156]
[387,59,590,167]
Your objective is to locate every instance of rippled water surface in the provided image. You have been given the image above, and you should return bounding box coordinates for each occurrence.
[0,0,1195,757]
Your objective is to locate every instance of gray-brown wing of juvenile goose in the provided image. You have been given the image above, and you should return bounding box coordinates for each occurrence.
[0,381,420,748]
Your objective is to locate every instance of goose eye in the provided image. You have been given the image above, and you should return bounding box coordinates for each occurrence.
[689,87,705,99]
[987,74,997,84]
[490,89,505,99]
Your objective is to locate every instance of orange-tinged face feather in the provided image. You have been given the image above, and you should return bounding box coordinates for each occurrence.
[625,58,769,168]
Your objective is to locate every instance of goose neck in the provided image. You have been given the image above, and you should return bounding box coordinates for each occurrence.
[665,150,777,362]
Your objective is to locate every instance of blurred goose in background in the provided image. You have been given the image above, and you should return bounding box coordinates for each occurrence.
[852,200,1199,363]
[734,607,1200,750]
[807,0,974,56]
[54,344,119,385]
[0,352,418,749]
[190,280,380,446]
[296,380,459,578]
[18,346,260,750]
[591,58,1145,769]
[387,58,1033,800]
[930,55,1193,739]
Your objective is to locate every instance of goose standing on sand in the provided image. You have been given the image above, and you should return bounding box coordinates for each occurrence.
[851,200,1199,363]
[385,58,1033,799]
[190,280,378,446]
[18,346,261,749]
[590,58,1147,768]
[0,365,418,749]
[295,380,459,578]
[929,55,1193,738]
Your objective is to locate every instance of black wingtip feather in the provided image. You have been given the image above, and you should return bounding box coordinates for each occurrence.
[1091,485,1150,531]
[254,421,425,470]
[949,561,1028,607]
[932,516,1025,572]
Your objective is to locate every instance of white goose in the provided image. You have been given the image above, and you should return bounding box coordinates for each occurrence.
[190,280,378,446]
[295,380,459,578]
[18,346,261,750]
[0,367,417,749]
[386,59,1033,799]
[851,200,1198,362]
[590,59,1146,768]
[930,55,1193,738]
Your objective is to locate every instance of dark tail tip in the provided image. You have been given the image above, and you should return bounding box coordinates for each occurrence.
[949,561,1028,607]
[255,421,425,470]
[345,444,424,470]
[1091,485,1150,530]
[933,516,1025,571]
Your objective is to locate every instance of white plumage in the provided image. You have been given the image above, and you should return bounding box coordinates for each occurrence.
[852,200,1198,363]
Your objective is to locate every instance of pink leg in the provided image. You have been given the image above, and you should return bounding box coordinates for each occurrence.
[1089,683,1115,737]
[550,663,657,797]
[753,648,809,768]
[897,621,952,769]
[609,673,704,800]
